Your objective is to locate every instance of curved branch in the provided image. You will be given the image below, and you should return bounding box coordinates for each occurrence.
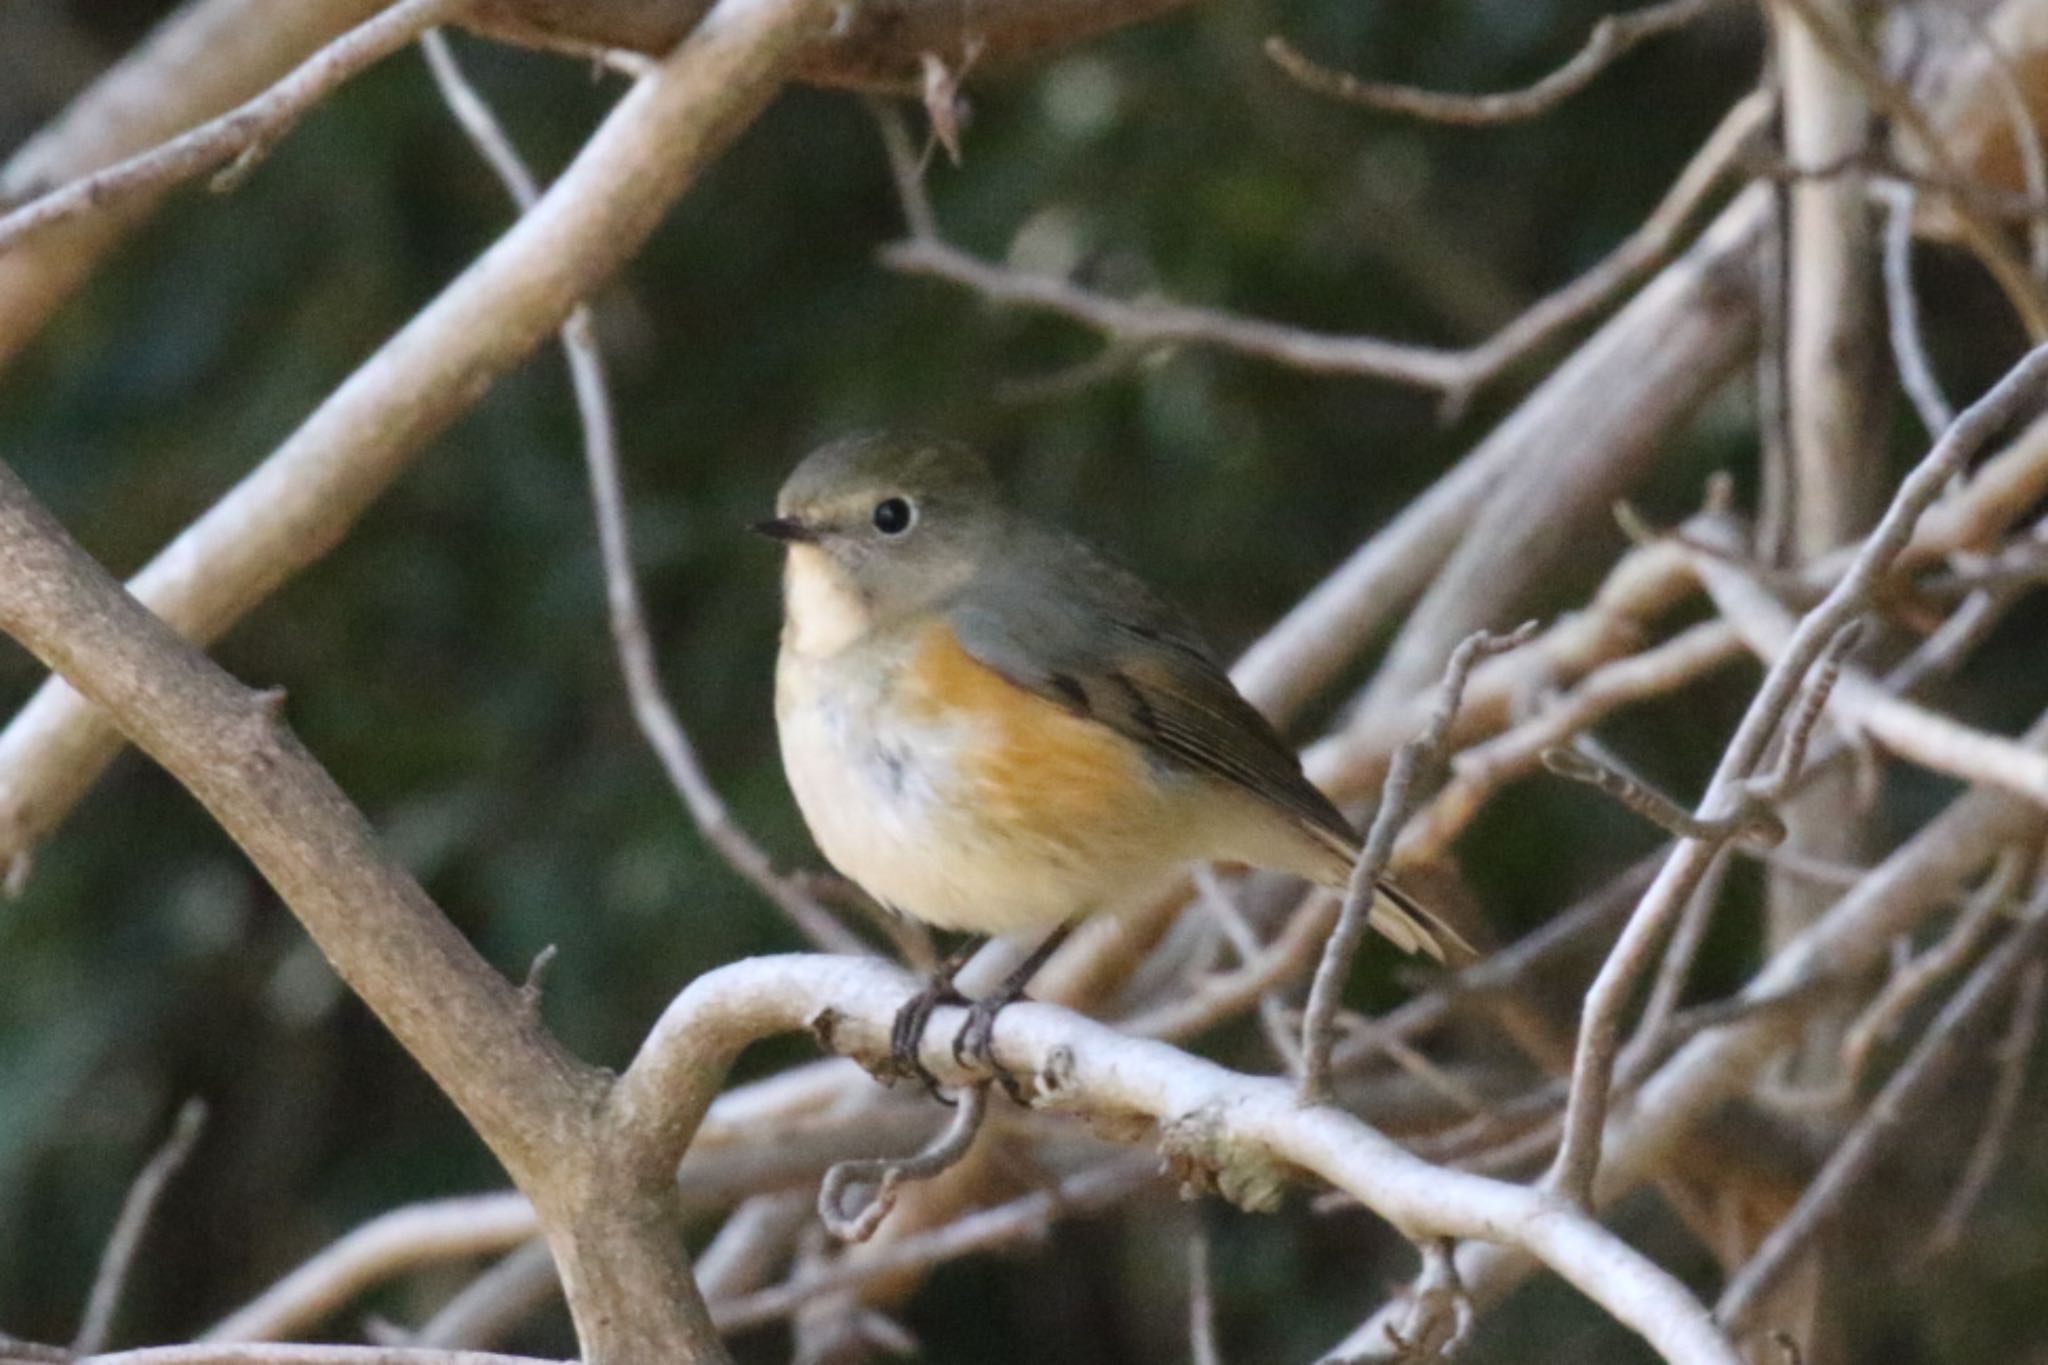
[202,1195,538,1342]
[883,89,1766,419]
[1264,0,1733,127]
[608,955,1743,1365]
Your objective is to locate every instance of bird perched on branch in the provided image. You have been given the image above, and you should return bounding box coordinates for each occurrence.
[758,434,1462,1088]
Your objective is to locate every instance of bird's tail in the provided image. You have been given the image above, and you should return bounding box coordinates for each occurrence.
[1296,822,1474,963]
[1365,876,1471,964]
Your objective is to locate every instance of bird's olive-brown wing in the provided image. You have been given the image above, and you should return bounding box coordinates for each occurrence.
[944,526,1359,858]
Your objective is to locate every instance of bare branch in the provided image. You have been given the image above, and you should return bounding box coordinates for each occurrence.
[1264,0,1731,126]
[1325,714,2048,1357]
[0,0,470,255]
[884,91,1765,419]
[1772,0,2048,338]
[1838,853,2020,1094]
[1541,745,1785,846]
[882,236,1471,389]
[203,1195,537,1342]
[713,1160,1155,1334]
[1925,955,2044,1257]
[1716,880,2048,1331]
[1188,1217,1223,1365]
[0,0,834,886]
[0,0,392,369]
[613,955,1744,1365]
[421,26,865,956]
[1547,342,2048,1208]
[867,97,937,242]
[1300,624,1535,1100]
[1350,189,1764,719]
[74,1100,208,1355]
[466,0,1199,87]
[1695,551,2048,806]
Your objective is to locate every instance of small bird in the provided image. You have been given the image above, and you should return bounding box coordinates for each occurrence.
[758,434,1462,1084]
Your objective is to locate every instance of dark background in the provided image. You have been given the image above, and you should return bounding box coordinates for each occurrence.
[2,1,2044,1359]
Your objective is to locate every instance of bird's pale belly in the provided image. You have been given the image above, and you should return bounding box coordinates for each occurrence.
[776,638,1191,936]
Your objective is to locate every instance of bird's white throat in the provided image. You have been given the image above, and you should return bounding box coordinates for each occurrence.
[781,545,872,658]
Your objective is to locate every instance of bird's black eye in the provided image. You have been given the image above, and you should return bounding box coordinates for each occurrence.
[872,497,915,535]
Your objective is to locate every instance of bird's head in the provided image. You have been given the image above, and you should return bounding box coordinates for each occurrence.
[756,433,1002,652]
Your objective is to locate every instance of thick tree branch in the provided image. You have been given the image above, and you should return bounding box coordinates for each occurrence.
[1352,187,1764,720]
[0,0,833,887]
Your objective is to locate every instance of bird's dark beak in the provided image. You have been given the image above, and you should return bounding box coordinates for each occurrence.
[751,516,816,545]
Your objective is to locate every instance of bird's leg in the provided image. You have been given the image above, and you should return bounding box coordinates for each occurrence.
[889,935,981,1097]
[953,918,1077,1101]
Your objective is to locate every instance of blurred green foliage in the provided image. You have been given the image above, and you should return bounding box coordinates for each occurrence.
[1,1,2044,1360]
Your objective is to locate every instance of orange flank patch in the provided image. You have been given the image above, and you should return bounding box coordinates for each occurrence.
[902,621,1160,850]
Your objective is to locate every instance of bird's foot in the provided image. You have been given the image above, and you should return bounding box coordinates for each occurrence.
[952,991,1033,1105]
[888,976,967,1101]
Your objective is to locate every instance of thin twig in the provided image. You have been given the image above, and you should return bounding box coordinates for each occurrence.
[410,1241,558,1349]
[0,0,470,255]
[882,90,1765,415]
[1716,881,2048,1331]
[421,27,865,957]
[1300,622,1538,1102]
[1881,184,1954,438]
[1404,619,1747,860]
[818,1083,990,1243]
[1839,852,2022,1092]
[1263,0,1730,126]
[1925,956,2044,1257]
[713,1160,1155,1333]
[867,97,937,242]
[1188,1217,1223,1365]
[1547,343,2048,1208]
[1542,745,1784,846]
[74,1100,208,1354]
[1633,848,1734,1046]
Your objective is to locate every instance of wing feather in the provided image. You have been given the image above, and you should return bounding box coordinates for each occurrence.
[945,524,1467,961]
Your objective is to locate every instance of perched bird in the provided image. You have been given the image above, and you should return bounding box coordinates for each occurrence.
[758,434,1463,1083]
